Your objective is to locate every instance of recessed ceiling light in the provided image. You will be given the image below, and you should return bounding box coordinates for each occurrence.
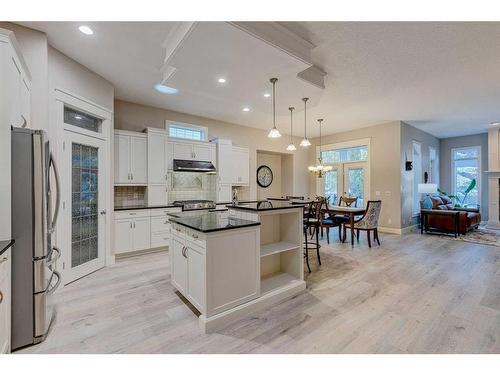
[218,78,226,83]
[154,84,179,94]
[242,107,250,112]
[74,115,82,120]
[78,25,94,35]
[263,93,271,98]
[491,121,500,126]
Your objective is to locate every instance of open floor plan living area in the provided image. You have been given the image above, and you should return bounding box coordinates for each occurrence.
[1,3,500,365]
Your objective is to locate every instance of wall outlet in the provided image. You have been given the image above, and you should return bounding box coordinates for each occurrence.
[388,218,392,224]
[385,191,392,196]
[375,191,381,196]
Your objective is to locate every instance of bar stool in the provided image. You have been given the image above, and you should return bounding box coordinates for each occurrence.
[303,198,323,272]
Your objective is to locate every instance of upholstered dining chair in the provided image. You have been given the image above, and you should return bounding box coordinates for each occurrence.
[352,200,382,248]
[319,199,343,244]
[303,197,323,272]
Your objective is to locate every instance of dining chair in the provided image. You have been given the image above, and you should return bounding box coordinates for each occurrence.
[333,195,358,239]
[352,200,382,248]
[319,199,343,244]
[303,198,323,272]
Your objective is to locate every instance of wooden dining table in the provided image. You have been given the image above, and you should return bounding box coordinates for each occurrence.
[325,205,366,246]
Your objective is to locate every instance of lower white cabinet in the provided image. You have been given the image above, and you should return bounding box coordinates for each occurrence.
[186,244,205,311]
[114,211,151,255]
[171,234,188,295]
[114,207,182,255]
[0,248,11,354]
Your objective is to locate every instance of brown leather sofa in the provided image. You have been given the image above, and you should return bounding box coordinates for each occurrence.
[421,194,481,235]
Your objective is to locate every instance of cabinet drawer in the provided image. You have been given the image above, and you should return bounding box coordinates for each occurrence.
[151,216,170,233]
[151,232,170,248]
[185,228,206,249]
[150,207,182,217]
[114,209,150,220]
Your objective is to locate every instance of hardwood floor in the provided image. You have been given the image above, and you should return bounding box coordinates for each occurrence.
[19,232,500,354]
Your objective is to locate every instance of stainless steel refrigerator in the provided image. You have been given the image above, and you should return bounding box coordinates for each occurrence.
[11,127,61,350]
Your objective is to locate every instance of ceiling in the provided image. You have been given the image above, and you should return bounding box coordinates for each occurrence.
[20,21,500,138]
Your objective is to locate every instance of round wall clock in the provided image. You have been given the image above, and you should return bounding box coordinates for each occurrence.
[257,165,273,188]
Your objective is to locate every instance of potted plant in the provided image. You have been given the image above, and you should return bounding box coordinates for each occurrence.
[438,178,477,208]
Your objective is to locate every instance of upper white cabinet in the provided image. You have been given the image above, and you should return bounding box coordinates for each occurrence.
[232,146,249,185]
[114,130,147,185]
[215,140,250,187]
[147,129,168,184]
[168,139,216,168]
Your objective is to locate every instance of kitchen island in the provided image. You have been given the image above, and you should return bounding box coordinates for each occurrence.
[168,205,305,332]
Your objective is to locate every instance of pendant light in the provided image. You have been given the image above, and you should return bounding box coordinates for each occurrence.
[286,106,297,151]
[267,78,282,138]
[299,97,311,147]
[308,119,333,178]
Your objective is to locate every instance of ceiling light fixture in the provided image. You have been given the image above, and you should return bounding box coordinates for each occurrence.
[78,25,94,35]
[300,97,311,147]
[154,84,179,94]
[308,119,332,178]
[242,107,250,112]
[267,78,282,138]
[490,121,500,126]
[286,107,296,151]
[74,115,82,120]
[218,78,226,83]
[263,93,271,98]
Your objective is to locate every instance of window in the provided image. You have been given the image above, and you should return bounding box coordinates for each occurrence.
[321,145,368,163]
[64,106,102,133]
[412,141,422,215]
[452,146,480,207]
[429,146,438,183]
[167,122,207,141]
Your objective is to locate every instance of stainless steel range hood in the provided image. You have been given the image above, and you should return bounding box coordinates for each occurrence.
[173,159,217,173]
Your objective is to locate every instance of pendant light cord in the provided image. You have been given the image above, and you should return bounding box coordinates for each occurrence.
[289,107,294,143]
[272,78,277,129]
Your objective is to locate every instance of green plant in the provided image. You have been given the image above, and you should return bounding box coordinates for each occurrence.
[438,178,477,207]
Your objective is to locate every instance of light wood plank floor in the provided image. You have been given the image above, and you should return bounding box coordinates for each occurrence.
[19,232,500,354]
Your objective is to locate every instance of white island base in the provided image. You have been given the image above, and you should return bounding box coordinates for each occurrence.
[170,206,305,333]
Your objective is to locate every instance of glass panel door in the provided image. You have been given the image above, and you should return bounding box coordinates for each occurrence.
[71,143,99,267]
[324,169,340,206]
[343,163,368,207]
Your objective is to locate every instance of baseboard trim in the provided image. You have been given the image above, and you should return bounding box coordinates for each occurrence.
[115,246,168,260]
[378,226,402,235]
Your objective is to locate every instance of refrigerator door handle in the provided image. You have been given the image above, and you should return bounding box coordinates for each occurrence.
[48,152,61,233]
[47,270,61,295]
[46,246,61,267]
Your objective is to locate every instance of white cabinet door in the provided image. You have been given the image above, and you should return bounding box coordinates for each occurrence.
[193,143,213,162]
[0,249,11,354]
[171,235,188,294]
[130,136,147,184]
[217,142,233,184]
[217,183,232,203]
[147,184,167,206]
[114,134,130,184]
[147,132,166,184]
[166,140,174,170]
[187,244,205,311]
[232,147,249,185]
[172,141,193,160]
[114,219,133,254]
[132,217,151,251]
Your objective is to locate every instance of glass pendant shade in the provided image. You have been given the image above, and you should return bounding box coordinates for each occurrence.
[300,138,311,147]
[286,143,297,151]
[267,77,281,138]
[268,127,281,138]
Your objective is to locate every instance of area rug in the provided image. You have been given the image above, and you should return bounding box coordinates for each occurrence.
[446,226,500,247]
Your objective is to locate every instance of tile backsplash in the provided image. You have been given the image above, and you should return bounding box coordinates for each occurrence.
[114,186,146,207]
[167,172,217,202]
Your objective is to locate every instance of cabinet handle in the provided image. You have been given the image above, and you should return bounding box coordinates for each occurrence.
[20,115,27,128]
[0,291,3,304]
[192,234,198,239]
[164,221,169,224]
[130,222,132,229]
[0,257,7,264]
[175,227,181,232]
[131,173,134,180]
[134,222,136,228]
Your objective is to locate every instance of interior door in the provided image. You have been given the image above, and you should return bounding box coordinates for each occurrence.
[343,162,368,207]
[64,131,106,283]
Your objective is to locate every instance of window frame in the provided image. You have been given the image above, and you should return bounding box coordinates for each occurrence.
[451,146,481,207]
[412,141,423,216]
[165,120,208,141]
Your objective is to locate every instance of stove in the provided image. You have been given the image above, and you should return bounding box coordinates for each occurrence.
[172,200,216,211]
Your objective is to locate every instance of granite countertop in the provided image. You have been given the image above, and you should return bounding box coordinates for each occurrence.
[215,200,259,205]
[169,211,260,233]
[0,239,14,256]
[114,204,179,211]
[227,200,307,212]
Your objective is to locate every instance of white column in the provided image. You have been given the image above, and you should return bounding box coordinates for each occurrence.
[487,128,500,228]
